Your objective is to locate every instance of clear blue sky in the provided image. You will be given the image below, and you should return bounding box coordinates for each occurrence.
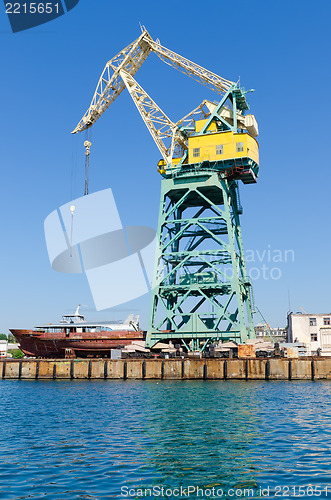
[0,0,330,332]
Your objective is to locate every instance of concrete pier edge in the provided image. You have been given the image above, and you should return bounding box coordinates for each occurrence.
[0,358,331,380]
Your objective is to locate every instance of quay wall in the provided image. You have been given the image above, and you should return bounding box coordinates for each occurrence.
[1,358,331,380]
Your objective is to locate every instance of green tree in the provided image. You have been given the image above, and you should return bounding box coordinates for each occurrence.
[8,349,24,359]
[7,333,18,343]
[0,334,7,340]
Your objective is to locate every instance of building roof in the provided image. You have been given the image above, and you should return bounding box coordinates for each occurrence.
[290,312,331,316]
[221,341,238,348]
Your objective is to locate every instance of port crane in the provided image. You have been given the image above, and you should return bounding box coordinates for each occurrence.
[72,29,260,350]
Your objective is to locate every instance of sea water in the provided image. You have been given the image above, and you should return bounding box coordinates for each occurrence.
[0,380,330,499]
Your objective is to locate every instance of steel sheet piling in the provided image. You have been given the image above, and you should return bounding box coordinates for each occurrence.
[1,358,331,380]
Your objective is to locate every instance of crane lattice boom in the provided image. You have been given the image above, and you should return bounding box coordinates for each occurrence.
[72,31,153,134]
[119,70,187,164]
[148,39,233,95]
[72,29,234,135]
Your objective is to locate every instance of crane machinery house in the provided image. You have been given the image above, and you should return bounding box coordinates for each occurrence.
[72,29,260,351]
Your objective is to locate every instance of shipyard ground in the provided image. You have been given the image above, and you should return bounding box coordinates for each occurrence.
[1,358,331,380]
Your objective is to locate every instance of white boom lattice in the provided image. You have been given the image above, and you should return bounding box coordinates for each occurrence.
[176,100,215,130]
[72,32,153,134]
[72,29,234,135]
[120,70,187,163]
[149,40,233,95]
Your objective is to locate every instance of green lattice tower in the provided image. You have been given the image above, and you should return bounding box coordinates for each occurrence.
[146,170,256,350]
[146,83,259,350]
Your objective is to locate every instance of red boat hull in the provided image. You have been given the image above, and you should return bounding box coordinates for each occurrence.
[10,329,145,358]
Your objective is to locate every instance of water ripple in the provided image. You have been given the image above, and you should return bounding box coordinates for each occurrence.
[0,380,330,498]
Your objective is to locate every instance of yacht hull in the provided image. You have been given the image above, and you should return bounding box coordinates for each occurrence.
[10,329,144,358]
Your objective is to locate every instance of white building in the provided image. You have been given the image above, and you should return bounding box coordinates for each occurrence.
[255,324,286,339]
[287,313,331,356]
[0,340,7,358]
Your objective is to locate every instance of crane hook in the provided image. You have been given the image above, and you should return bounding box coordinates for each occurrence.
[84,140,92,195]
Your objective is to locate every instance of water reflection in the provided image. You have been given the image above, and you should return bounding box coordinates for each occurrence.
[124,381,260,492]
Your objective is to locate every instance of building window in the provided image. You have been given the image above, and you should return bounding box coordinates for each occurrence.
[309,318,317,326]
[311,333,318,342]
[324,318,330,326]
[193,148,200,158]
[216,144,223,155]
[236,142,244,152]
